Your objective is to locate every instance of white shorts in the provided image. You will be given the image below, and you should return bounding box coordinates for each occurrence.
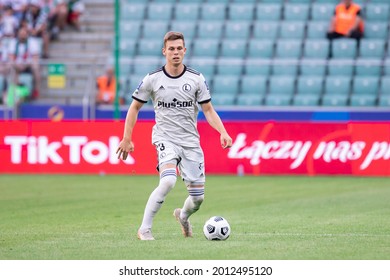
[154,140,205,185]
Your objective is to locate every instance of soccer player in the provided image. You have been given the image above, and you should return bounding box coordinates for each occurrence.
[116,31,232,241]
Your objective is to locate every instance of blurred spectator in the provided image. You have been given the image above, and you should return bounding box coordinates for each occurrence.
[9,0,29,23]
[1,5,20,38]
[327,0,364,41]
[8,26,41,100]
[42,0,69,40]
[22,0,50,58]
[96,66,123,105]
[67,0,84,31]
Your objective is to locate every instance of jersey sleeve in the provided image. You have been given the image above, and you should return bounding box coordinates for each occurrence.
[132,74,151,103]
[196,73,211,104]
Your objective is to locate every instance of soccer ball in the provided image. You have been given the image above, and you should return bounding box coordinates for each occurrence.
[203,216,231,241]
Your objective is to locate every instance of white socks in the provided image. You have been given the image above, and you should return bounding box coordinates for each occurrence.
[180,187,205,221]
[139,168,177,232]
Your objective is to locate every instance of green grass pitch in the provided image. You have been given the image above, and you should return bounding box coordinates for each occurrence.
[0,175,389,260]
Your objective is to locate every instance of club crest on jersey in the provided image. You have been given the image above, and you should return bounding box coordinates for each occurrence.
[182,83,191,93]
[157,98,193,108]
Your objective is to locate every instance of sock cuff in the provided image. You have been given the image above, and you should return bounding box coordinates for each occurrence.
[160,168,177,179]
[188,187,205,197]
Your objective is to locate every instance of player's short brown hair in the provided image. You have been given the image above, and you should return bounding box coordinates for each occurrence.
[163,31,185,48]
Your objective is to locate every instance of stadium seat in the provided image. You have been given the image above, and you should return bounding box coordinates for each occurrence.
[350,95,377,106]
[261,0,283,3]
[256,4,282,21]
[192,39,220,57]
[384,59,390,76]
[331,39,357,59]
[211,95,235,106]
[303,39,330,59]
[366,4,390,21]
[120,21,141,39]
[370,0,390,3]
[228,4,254,21]
[300,59,327,76]
[237,94,263,106]
[279,21,306,40]
[142,21,169,39]
[378,95,390,107]
[209,0,230,3]
[379,76,390,98]
[120,58,132,76]
[321,95,349,107]
[364,22,389,39]
[268,76,296,96]
[241,75,268,95]
[352,76,380,96]
[200,3,226,21]
[174,3,199,21]
[297,76,324,95]
[306,21,328,39]
[232,0,257,2]
[355,58,382,76]
[120,40,136,57]
[311,3,335,21]
[327,59,355,76]
[170,21,197,39]
[212,75,240,96]
[216,58,243,75]
[225,21,251,39]
[147,3,172,20]
[137,39,162,56]
[275,39,302,59]
[272,59,299,76]
[293,95,320,106]
[248,40,274,58]
[188,57,216,79]
[265,95,292,106]
[315,0,339,3]
[324,76,351,96]
[132,57,160,75]
[244,59,272,76]
[253,22,279,40]
[121,3,145,20]
[197,21,224,39]
[359,39,386,58]
[283,4,310,21]
[287,0,312,3]
[220,40,247,58]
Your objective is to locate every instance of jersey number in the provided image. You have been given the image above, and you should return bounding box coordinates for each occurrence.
[157,143,165,151]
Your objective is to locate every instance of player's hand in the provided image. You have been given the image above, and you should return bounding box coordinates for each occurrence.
[116,139,134,160]
[220,132,232,149]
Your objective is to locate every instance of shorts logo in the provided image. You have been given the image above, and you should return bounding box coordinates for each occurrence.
[182,84,191,92]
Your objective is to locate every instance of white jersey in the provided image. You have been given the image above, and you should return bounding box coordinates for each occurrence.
[132,65,211,148]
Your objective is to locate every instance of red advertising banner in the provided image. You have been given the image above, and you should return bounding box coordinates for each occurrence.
[0,121,389,176]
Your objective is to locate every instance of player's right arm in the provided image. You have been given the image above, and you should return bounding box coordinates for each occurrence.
[116,99,144,160]
[117,74,151,160]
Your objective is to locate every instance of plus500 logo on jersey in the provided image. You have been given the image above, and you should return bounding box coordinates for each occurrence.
[157,98,193,108]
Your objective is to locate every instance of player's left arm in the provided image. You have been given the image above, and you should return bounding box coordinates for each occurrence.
[201,102,232,149]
